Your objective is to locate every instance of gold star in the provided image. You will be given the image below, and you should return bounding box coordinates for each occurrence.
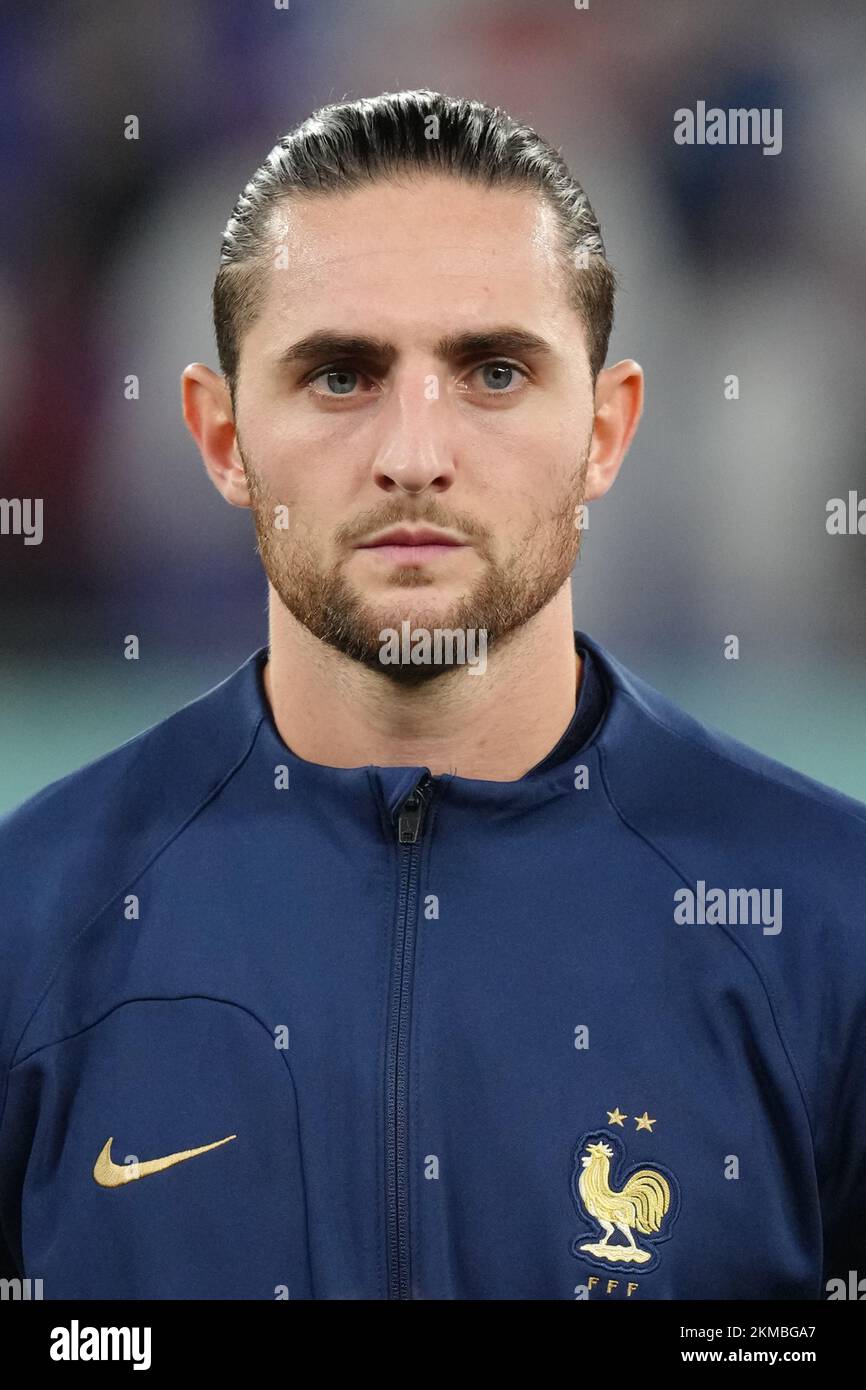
[634,1111,656,1132]
[606,1107,627,1127]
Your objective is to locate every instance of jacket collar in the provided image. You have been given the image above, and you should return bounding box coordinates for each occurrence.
[229,630,614,811]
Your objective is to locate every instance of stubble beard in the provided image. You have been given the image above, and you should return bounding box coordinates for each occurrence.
[241,445,588,686]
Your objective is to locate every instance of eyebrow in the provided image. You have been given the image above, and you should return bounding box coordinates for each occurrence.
[272,326,555,371]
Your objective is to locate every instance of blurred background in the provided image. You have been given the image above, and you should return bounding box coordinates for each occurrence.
[2,0,865,812]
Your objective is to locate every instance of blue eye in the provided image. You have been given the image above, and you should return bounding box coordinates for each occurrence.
[312,367,359,396]
[469,361,529,395]
[479,362,517,390]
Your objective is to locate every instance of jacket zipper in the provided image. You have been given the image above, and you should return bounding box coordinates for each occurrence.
[386,770,434,1299]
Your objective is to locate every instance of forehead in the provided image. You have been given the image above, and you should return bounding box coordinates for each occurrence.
[249,176,571,344]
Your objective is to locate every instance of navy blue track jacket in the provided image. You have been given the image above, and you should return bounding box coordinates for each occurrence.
[1,630,865,1300]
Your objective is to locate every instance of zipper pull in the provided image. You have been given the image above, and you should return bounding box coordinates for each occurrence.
[396,773,433,844]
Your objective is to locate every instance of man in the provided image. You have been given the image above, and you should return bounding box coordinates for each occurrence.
[1,89,864,1301]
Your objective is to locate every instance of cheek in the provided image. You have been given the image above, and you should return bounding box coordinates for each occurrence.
[244,425,313,507]
[256,413,369,500]
[268,388,376,455]
[474,436,574,517]
[275,482,354,554]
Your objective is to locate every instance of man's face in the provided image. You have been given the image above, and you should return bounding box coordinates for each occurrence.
[234,174,596,683]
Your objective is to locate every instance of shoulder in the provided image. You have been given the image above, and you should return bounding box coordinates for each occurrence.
[583,633,866,965]
[584,633,866,852]
[0,648,267,865]
[583,633,866,1141]
[0,649,266,1064]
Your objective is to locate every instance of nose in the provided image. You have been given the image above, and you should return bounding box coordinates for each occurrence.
[370,370,456,495]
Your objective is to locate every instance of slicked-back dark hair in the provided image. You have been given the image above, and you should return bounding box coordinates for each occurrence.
[213,89,616,407]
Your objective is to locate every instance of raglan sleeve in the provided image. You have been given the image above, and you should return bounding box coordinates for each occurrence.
[0,1203,21,1279]
[816,909,866,1293]
[0,809,33,1282]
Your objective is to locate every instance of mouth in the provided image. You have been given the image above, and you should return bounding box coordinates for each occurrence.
[355,526,468,566]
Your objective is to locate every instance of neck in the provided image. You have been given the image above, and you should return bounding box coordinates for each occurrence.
[262,584,581,781]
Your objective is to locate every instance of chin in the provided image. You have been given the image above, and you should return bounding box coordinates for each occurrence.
[364,602,465,636]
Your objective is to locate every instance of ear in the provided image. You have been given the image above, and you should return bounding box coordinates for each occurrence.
[585,359,644,501]
[181,363,251,508]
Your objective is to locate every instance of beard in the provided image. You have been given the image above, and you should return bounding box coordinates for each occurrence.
[240,441,588,687]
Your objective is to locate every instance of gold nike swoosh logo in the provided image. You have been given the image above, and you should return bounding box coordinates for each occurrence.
[93,1134,237,1187]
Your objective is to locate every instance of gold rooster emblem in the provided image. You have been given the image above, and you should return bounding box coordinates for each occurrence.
[572,1134,678,1270]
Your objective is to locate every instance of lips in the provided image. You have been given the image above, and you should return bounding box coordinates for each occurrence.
[357,526,464,548]
[355,526,468,567]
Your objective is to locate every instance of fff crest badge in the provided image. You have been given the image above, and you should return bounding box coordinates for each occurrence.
[570,1128,681,1274]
